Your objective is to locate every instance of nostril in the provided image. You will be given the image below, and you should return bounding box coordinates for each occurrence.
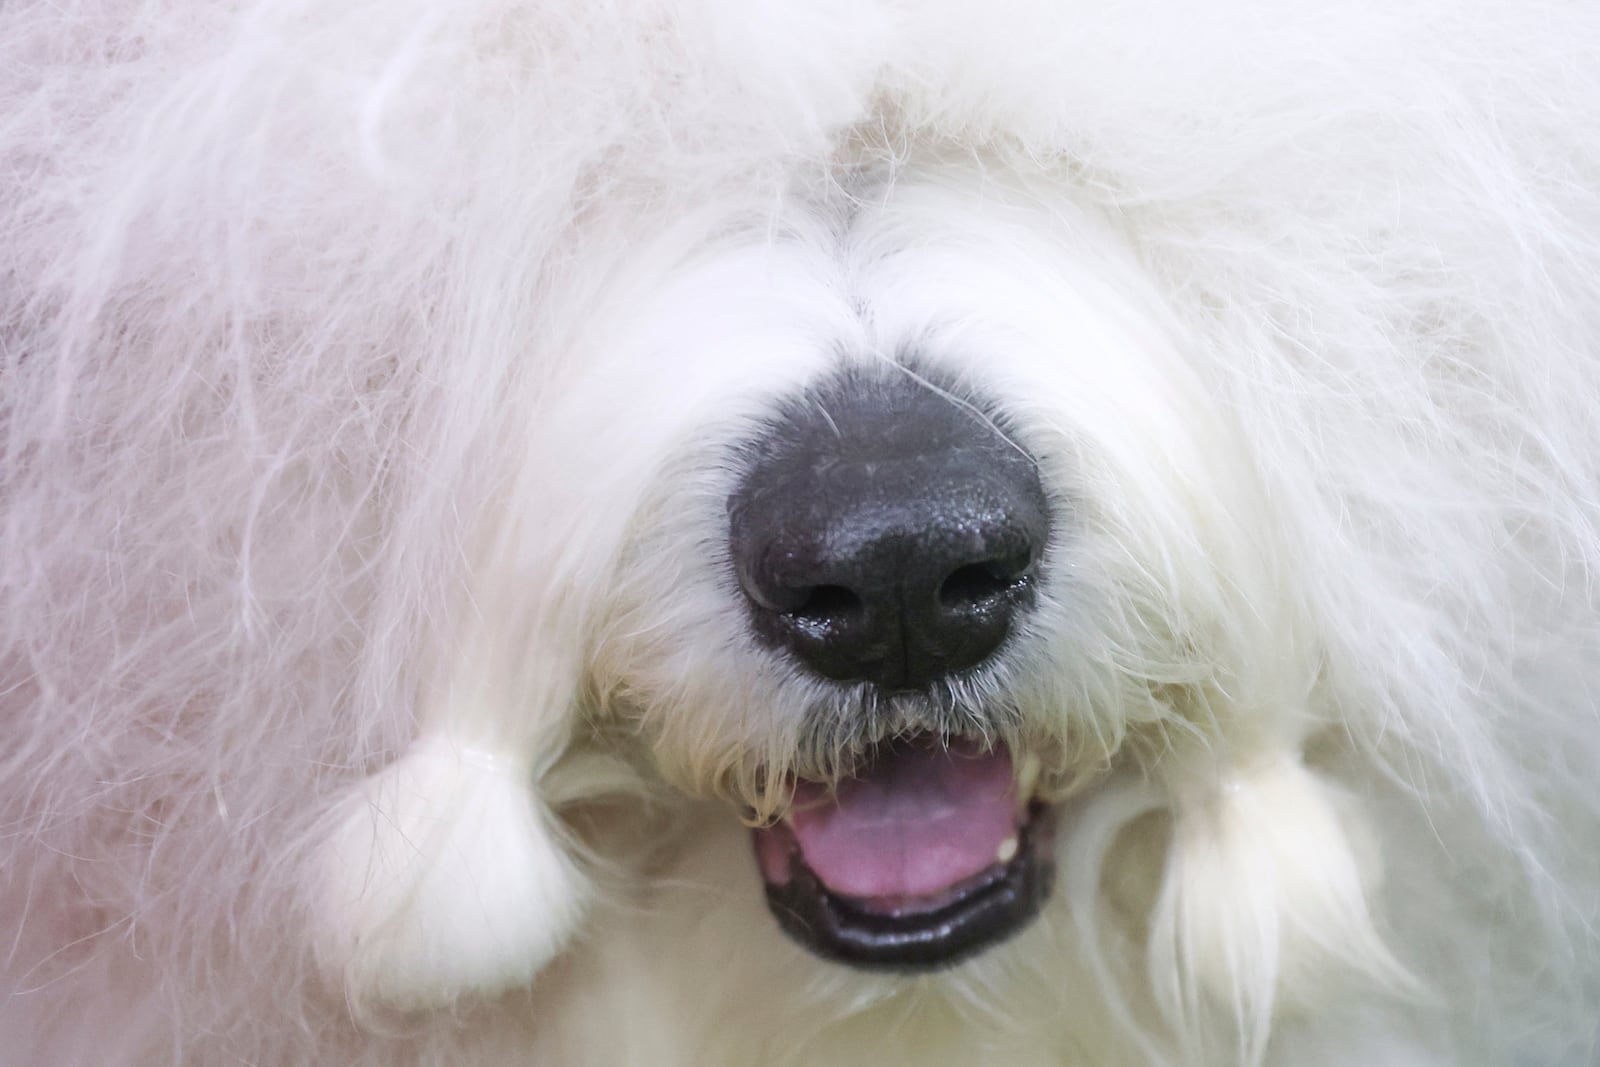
[938,555,1034,608]
[740,572,811,614]
[789,584,863,625]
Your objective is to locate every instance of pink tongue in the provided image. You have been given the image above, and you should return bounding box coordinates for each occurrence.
[788,739,1017,900]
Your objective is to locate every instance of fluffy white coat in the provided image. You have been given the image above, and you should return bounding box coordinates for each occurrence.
[2,1,1599,1064]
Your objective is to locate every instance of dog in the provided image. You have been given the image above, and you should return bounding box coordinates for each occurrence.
[3,0,1599,1064]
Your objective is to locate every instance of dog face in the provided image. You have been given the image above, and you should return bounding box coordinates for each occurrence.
[570,170,1333,991]
[8,1,1600,1062]
[287,161,1409,1060]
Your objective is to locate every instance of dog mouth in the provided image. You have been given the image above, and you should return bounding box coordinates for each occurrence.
[750,735,1055,971]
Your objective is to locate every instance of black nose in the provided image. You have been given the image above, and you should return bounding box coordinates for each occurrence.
[728,371,1050,690]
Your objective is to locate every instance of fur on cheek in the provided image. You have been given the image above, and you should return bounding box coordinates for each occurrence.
[1149,753,1416,1062]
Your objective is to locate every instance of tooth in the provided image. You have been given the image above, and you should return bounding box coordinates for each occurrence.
[997,837,1019,863]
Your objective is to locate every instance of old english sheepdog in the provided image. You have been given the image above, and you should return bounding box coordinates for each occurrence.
[3,0,1599,1064]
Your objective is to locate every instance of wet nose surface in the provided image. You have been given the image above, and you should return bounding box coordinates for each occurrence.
[728,371,1050,690]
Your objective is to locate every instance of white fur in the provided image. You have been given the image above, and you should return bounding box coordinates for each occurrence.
[322,734,588,1011]
[3,0,1599,1064]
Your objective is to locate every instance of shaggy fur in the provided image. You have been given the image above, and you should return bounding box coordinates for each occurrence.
[3,0,1599,1064]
